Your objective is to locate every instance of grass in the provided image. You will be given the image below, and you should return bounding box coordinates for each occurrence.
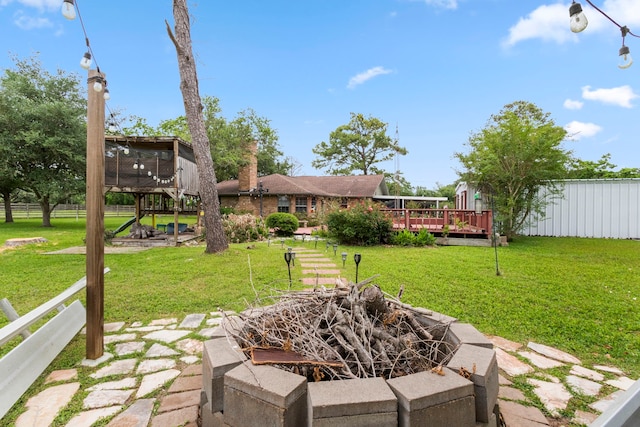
[0,217,639,423]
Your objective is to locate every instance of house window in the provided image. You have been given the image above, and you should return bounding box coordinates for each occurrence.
[340,197,348,208]
[277,196,290,213]
[311,197,317,213]
[295,197,307,213]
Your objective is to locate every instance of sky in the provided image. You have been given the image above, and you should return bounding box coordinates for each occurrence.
[1,0,639,190]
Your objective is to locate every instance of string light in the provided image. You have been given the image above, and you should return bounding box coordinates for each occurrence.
[61,0,76,20]
[80,51,91,70]
[569,1,639,69]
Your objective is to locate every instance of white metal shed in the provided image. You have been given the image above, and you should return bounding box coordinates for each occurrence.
[523,179,640,239]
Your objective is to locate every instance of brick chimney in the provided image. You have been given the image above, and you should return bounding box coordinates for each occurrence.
[238,141,258,192]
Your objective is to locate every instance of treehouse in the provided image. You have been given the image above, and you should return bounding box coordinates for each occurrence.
[104,135,200,240]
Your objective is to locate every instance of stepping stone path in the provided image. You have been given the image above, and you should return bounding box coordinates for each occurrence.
[4,244,638,426]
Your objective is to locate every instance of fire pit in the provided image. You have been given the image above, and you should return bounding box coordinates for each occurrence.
[200,284,499,426]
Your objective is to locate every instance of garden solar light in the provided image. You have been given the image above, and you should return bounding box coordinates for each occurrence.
[315,235,319,249]
[284,252,292,288]
[333,244,338,256]
[341,252,347,267]
[281,238,285,248]
[354,253,362,282]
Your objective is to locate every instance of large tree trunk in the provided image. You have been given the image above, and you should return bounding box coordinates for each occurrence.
[168,0,228,253]
[40,196,53,227]
[1,189,13,223]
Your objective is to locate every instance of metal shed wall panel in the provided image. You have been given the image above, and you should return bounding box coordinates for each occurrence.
[524,179,640,239]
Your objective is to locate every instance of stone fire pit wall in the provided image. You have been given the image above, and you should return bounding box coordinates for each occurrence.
[201,310,500,427]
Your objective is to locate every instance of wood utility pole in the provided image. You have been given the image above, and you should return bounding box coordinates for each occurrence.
[85,69,105,360]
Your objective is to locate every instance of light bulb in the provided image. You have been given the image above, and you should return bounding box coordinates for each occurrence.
[147,171,152,176]
[107,122,117,132]
[80,52,91,70]
[569,2,588,33]
[153,175,157,180]
[618,46,633,69]
[93,80,103,92]
[123,147,129,155]
[103,88,110,100]
[61,0,76,20]
[140,164,145,170]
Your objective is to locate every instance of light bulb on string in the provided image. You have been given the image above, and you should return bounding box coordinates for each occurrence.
[147,171,152,176]
[133,160,139,170]
[618,45,633,69]
[569,1,588,33]
[93,78,103,92]
[61,0,76,20]
[139,163,145,170]
[103,88,110,100]
[80,52,92,70]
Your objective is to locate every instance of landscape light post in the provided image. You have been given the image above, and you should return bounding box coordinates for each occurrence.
[354,253,362,283]
[341,252,347,267]
[284,252,292,288]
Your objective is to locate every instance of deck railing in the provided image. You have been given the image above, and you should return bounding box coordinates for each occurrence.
[383,208,493,236]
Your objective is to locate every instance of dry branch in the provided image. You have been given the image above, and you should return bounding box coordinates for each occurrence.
[225,281,457,381]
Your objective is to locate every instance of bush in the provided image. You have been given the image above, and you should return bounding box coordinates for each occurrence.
[390,228,436,247]
[391,229,415,246]
[415,229,436,246]
[222,214,268,243]
[265,212,299,236]
[326,201,392,246]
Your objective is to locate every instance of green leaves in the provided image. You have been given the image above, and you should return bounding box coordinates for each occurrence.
[312,112,407,176]
[455,101,571,239]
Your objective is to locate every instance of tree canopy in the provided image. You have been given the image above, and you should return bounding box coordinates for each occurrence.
[455,101,571,239]
[312,113,407,176]
[566,153,640,179]
[0,54,86,226]
[122,96,290,182]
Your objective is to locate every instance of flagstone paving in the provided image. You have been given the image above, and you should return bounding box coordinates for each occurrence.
[5,247,639,426]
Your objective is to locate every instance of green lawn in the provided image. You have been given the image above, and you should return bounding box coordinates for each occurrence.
[1,217,639,380]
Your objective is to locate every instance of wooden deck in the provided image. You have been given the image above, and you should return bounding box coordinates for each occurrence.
[384,208,493,239]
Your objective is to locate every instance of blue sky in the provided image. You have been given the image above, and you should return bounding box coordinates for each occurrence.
[1,0,639,189]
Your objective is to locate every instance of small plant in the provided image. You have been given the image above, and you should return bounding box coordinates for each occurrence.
[391,229,415,246]
[455,218,469,230]
[265,212,299,236]
[442,224,450,237]
[415,229,436,246]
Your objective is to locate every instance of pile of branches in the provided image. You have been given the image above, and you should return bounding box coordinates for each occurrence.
[225,281,457,381]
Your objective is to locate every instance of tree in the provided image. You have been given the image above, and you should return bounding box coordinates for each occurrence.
[121,96,290,181]
[455,101,571,239]
[566,154,640,179]
[0,54,86,226]
[168,0,227,253]
[312,113,407,175]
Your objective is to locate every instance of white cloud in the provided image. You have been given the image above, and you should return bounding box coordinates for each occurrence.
[503,3,572,47]
[564,120,603,140]
[564,99,584,110]
[3,0,59,11]
[505,1,640,47]
[14,11,52,29]
[347,66,393,89]
[407,0,458,9]
[582,85,638,108]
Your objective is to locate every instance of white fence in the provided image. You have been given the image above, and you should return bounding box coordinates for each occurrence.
[523,179,640,239]
[2,204,135,219]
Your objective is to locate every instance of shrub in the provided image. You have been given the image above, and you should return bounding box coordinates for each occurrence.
[415,229,436,246]
[222,214,268,243]
[326,201,392,246]
[391,229,415,246]
[265,212,299,236]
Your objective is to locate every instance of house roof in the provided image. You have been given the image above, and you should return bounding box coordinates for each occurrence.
[216,174,389,197]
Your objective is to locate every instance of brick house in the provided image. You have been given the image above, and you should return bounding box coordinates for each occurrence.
[215,145,390,217]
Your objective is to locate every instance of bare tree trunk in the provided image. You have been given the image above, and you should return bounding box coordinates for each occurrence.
[39,196,52,227]
[168,0,228,253]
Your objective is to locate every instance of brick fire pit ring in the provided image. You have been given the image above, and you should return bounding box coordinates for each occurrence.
[200,307,499,426]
